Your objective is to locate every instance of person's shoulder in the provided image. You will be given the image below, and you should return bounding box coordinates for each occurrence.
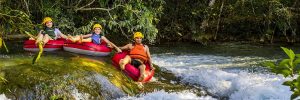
[144,44,149,49]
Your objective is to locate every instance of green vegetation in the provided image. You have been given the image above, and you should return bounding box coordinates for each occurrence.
[157,0,300,43]
[263,47,300,99]
[1,0,300,45]
[0,0,164,44]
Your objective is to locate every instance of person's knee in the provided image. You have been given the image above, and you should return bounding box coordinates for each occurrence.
[125,56,132,61]
[139,64,146,69]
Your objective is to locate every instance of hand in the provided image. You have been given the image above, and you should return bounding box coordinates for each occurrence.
[29,37,35,40]
[116,48,122,53]
[150,64,155,71]
[107,43,113,48]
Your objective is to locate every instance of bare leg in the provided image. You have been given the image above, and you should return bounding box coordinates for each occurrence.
[35,34,44,44]
[42,34,52,45]
[81,38,92,43]
[138,64,146,81]
[67,34,76,42]
[119,55,131,70]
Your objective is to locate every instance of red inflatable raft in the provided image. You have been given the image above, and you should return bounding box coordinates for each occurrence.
[63,40,112,56]
[23,39,65,52]
[112,51,155,82]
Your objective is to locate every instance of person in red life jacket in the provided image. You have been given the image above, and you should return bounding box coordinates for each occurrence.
[119,32,155,81]
[35,17,69,45]
[68,24,122,52]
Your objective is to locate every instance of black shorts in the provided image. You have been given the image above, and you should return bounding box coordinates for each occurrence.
[131,59,143,68]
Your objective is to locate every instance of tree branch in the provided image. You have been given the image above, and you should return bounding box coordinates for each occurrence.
[75,0,83,7]
[23,0,30,16]
[75,5,125,11]
[76,0,95,11]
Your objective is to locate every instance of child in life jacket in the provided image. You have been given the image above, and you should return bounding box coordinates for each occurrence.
[68,24,121,52]
[35,17,69,45]
[31,17,68,45]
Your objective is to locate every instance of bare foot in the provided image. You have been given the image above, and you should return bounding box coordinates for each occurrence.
[119,59,125,70]
[67,34,75,42]
[151,67,155,71]
[136,82,144,89]
[78,34,83,43]
[138,74,145,82]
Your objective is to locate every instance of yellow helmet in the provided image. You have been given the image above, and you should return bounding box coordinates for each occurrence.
[93,24,102,30]
[133,32,144,39]
[42,17,52,24]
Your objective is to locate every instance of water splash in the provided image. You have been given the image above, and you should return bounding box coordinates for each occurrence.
[117,90,216,100]
[152,54,292,99]
[90,74,125,99]
[0,94,10,100]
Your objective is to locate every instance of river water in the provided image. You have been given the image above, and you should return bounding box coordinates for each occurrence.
[1,42,299,100]
[119,42,299,100]
[149,42,298,100]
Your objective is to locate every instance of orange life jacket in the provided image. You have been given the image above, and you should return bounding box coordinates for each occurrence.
[129,44,148,62]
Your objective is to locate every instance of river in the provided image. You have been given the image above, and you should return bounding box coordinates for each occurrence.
[148,42,297,100]
[1,42,299,100]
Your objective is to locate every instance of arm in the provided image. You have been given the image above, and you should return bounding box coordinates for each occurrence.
[59,32,68,39]
[35,30,43,43]
[145,45,155,70]
[82,34,92,38]
[102,36,122,52]
[119,44,131,50]
[55,29,68,39]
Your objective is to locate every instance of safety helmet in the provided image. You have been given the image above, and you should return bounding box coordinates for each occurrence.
[133,32,144,39]
[42,17,53,24]
[93,24,102,30]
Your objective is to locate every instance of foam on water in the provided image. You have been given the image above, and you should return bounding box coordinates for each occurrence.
[0,94,10,100]
[71,88,90,100]
[117,90,216,100]
[152,54,292,99]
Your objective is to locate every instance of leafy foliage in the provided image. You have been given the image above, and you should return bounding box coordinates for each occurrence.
[263,47,300,99]
[0,0,164,43]
[157,0,300,43]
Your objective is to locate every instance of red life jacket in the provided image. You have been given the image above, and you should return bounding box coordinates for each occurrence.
[129,44,148,62]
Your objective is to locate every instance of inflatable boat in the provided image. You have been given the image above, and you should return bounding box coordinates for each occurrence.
[112,51,154,82]
[23,39,64,52]
[63,40,112,56]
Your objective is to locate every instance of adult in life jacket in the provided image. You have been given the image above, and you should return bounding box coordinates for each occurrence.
[119,32,155,81]
[35,17,69,45]
[68,24,122,52]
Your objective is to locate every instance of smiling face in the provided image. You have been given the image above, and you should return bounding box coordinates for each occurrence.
[45,21,53,28]
[134,37,142,44]
[94,27,102,34]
